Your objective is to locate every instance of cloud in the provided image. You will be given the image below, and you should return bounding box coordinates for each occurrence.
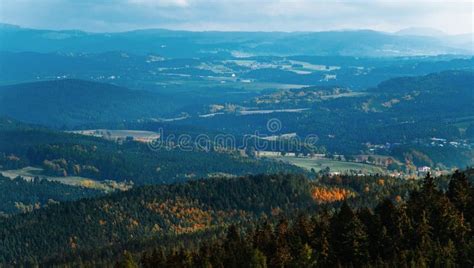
[127,0,189,8]
[0,0,472,34]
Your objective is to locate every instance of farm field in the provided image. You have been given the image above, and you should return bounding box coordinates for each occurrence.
[68,129,159,142]
[0,167,130,192]
[271,156,387,174]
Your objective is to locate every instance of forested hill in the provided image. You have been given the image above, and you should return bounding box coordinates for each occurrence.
[0,118,303,185]
[374,70,474,94]
[0,174,313,264]
[0,174,102,215]
[134,171,473,268]
[0,171,472,266]
[366,70,474,119]
[0,79,172,127]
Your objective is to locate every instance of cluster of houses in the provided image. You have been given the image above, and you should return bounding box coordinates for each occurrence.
[69,129,159,144]
[254,151,399,168]
[427,137,472,149]
[253,150,449,179]
[254,150,327,159]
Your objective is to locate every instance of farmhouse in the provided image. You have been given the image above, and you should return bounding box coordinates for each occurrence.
[256,151,281,157]
[417,166,431,172]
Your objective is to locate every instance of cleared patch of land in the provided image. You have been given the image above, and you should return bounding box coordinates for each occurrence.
[68,129,159,142]
[239,108,309,115]
[1,167,130,192]
[320,92,367,100]
[271,156,386,174]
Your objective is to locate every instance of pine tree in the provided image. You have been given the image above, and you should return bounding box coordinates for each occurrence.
[249,248,267,268]
[254,221,276,260]
[223,225,254,268]
[447,170,471,217]
[115,251,138,268]
[422,173,437,197]
[330,202,369,266]
[270,219,293,267]
[358,207,382,261]
[291,243,316,267]
[293,214,312,245]
[141,247,166,268]
[311,210,331,266]
[414,211,433,264]
[434,239,456,268]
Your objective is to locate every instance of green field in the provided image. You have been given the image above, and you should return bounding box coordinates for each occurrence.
[271,156,387,174]
[1,167,130,192]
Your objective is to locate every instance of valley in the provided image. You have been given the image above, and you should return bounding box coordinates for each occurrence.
[0,20,473,266]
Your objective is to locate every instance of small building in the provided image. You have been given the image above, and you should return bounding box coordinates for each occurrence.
[417,166,431,173]
[310,154,326,159]
[238,149,247,157]
[256,151,281,157]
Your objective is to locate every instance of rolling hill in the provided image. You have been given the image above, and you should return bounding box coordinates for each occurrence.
[0,79,172,127]
[0,173,314,263]
[0,118,304,186]
[0,170,471,266]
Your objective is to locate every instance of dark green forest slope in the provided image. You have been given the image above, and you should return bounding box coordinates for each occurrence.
[0,170,472,266]
[0,79,173,127]
[0,175,102,215]
[0,174,313,264]
[134,171,473,268]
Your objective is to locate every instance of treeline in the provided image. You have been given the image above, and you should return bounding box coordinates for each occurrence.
[24,142,303,185]
[0,119,303,184]
[128,171,473,267]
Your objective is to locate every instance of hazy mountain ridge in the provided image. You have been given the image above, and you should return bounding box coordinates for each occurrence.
[1,24,471,57]
[395,27,447,37]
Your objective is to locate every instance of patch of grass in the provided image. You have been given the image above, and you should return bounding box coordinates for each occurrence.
[0,167,128,192]
[271,156,386,174]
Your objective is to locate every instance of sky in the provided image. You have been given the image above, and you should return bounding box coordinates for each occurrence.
[0,0,473,34]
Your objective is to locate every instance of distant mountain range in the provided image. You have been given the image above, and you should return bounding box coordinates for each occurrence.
[395,27,447,37]
[0,23,472,57]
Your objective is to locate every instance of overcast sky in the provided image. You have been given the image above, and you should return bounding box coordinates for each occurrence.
[0,0,472,34]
